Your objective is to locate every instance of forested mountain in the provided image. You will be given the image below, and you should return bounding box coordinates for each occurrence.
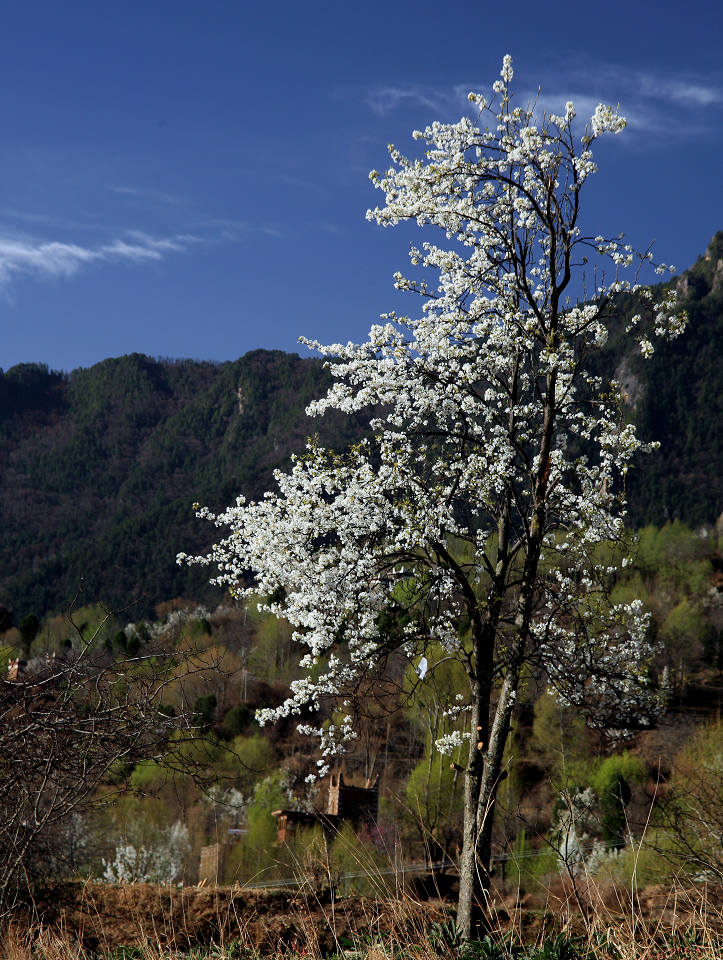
[0,350,362,618]
[608,231,723,527]
[1,234,721,620]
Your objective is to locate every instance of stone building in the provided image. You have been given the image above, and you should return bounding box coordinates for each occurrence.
[272,771,379,844]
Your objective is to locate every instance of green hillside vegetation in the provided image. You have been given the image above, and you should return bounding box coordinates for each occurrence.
[0,350,364,619]
[603,231,723,526]
[0,235,721,909]
[0,235,720,623]
[1,517,720,892]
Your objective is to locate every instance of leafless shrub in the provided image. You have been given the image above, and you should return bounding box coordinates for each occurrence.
[0,603,221,915]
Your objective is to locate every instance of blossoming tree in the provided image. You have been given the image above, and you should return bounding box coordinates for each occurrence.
[181,57,686,934]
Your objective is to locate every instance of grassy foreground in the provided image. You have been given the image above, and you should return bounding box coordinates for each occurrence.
[2,878,721,960]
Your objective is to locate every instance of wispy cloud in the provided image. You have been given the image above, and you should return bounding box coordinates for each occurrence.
[0,207,107,233]
[526,65,723,137]
[359,64,722,140]
[0,230,198,290]
[639,75,723,107]
[574,63,723,109]
[363,83,471,117]
[317,221,344,235]
[109,185,186,206]
[233,168,326,194]
[190,217,284,241]
[365,86,449,117]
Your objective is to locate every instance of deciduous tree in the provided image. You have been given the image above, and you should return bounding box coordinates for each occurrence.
[182,56,686,935]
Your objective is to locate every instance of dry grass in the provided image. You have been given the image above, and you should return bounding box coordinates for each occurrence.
[1,872,721,959]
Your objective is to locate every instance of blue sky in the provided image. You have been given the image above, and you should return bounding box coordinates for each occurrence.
[1,0,721,372]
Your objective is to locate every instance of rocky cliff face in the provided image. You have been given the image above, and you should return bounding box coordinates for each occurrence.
[623,233,723,527]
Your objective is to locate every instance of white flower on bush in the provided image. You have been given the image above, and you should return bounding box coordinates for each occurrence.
[586,838,624,875]
[102,820,190,884]
[555,787,598,873]
[203,785,248,826]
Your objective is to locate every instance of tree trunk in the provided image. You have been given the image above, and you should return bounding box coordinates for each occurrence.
[457,362,556,938]
[457,697,483,939]
[456,674,518,937]
[476,671,520,885]
[455,536,511,934]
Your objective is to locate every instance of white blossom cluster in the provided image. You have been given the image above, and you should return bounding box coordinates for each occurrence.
[435,729,472,756]
[555,787,599,873]
[180,57,685,773]
[101,821,190,884]
[203,785,248,823]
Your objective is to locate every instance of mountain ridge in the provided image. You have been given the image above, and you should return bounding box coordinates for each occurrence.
[1,235,721,620]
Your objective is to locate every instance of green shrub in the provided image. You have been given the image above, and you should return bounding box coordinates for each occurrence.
[193,693,217,729]
[661,719,723,879]
[530,693,590,782]
[125,632,140,656]
[0,643,18,672]
[590,752,646,847]
[505,829,560,890]
[223,704,252,736]
[406,749,462,837]
[228,771,290,883]
[129,758,165,793]
[221,734,273,791]
[247,613,294,682]
[661,599,707,659]
[18,613,39,651]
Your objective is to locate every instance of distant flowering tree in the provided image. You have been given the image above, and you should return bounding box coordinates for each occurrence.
[180,56,686,936]
[102,821,190,884]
